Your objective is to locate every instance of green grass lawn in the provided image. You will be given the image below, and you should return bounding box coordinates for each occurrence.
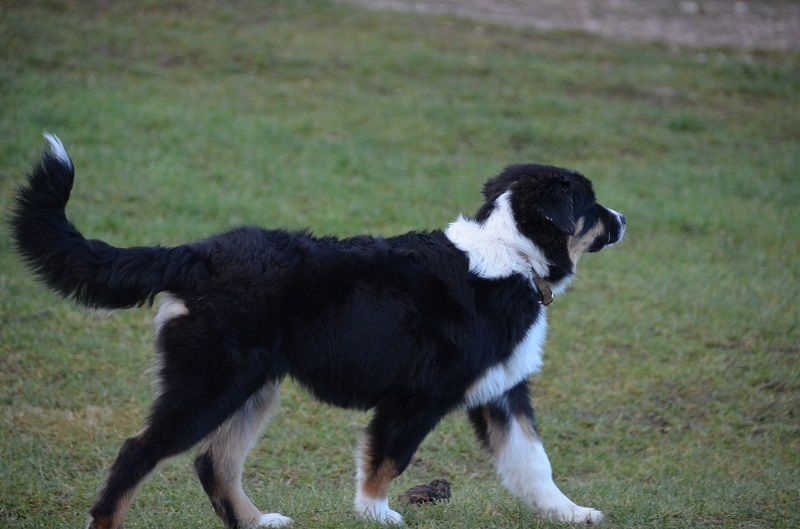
[1,1,798,528]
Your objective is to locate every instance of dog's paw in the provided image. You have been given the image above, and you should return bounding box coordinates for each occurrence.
[354,494,403,525]
[355,498,404,525]
[546,505,604,524]
[257,512,294,527]
[364,507,404,525]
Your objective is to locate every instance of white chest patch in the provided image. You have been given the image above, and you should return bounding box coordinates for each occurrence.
[464,315,547,408]
[444,190,551,408]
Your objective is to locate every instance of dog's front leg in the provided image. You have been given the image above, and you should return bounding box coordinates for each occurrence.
[354,401,446,524]
[468,381,603,524]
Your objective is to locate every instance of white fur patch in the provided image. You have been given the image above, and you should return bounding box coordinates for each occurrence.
[257,513,294,527]
[354,494,403,525]
[151,294,190,397]
[464,316,547,408]
[154,293,189,332]
[494,419,603,524]
[42,132,73,168]
[444,192,549,279]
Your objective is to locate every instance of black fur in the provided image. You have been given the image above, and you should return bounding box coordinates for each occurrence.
[9,151,206,308]
[10,140,624,528]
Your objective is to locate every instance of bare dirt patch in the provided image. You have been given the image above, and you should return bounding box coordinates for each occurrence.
[338,0,800,51]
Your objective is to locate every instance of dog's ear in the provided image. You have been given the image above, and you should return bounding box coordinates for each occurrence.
[512,172,575,235]
[530,177,576,236]
[485,164,580,235]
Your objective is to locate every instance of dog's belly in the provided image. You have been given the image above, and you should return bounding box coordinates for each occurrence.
[463,316,547,408]
[283,311,447,410]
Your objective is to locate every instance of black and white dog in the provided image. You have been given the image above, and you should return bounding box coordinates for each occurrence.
[11,135,625,529]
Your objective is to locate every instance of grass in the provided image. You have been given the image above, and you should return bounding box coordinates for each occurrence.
[0,1,798,528]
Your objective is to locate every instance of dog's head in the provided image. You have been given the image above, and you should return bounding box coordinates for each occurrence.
[475,164,626,290]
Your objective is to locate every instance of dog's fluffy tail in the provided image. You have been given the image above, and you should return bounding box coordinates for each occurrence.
[9,134,203,309]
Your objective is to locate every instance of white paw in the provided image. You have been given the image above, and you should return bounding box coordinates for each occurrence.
[355,497,404,525]
[363,507,404,525]
[546,504,604,524]
[257,512,294,527]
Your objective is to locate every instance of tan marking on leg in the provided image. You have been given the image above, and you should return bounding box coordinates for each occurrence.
[89,497,131,529]
[199,383,281,526]
[89,514,114,529]
[516,414,539,441]
[89,489,134,529]
[362,459,399,499]
[483,407,509,454]
[357,436,400,499]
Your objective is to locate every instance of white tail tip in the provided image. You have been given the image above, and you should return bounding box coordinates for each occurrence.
[42,132,73,168]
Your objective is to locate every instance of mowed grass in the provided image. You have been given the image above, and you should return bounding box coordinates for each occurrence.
[1,1,798,528]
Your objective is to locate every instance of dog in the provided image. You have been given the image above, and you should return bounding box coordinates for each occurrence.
[10,134,625,528]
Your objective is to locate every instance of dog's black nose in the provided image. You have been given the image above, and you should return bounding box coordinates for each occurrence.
[619,214,626,226]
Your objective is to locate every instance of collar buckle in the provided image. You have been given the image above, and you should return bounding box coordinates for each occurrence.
[532,272,553,306]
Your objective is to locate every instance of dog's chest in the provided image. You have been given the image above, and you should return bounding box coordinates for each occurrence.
[463,315,547,408]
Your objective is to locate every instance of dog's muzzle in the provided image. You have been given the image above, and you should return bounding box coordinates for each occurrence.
[588,207,626,252]
[609,210,626,246]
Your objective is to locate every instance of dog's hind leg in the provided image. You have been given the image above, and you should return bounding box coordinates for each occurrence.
[87,317,281,529]
[195,382,292,528]
[86,404,228,528]
[87,378,275,529]
[354,400,446,525]
[467,381,603,524]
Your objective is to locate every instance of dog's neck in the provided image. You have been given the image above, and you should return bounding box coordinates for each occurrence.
[444,192,553,302]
